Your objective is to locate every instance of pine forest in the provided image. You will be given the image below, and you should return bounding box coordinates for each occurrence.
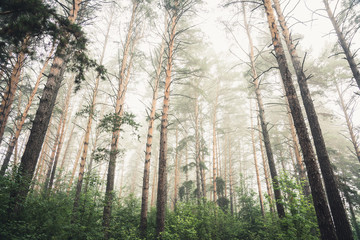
[1,0,360,239]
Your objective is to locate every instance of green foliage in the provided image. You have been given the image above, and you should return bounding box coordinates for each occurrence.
[0,172,322,240]
[98,112,141,135]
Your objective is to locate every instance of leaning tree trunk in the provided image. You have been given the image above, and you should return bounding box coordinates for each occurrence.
[156,9,177,237]
[250,100,265,217]
[9,0,82,217]
[323,0,360,90]
[242,2,285,218]
[0,45,54,176]
[0,37,29,145]
[273,1,353,238]
[47,81,72,193]
[262,0,337,239]
[140,26,166,236]
[103,3,138,238]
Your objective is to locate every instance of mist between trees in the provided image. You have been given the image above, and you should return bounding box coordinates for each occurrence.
[0,0,359,239]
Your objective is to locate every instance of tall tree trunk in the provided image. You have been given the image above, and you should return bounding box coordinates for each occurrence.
[67,134,85,193]
[282,84,309,196]
[344,188,360,238]
[156,9,177,236]
[9,0,82,217]
[323,0,360,90]
[242,2,285,218]
[262,1,337,238]
[200,117,206,199]
[212,81,219,203]
[228,138,234,215]
[250,100,265,217]
[194,94,201,202]
[151,151,158,208]
[0,37,29,144]
[103,3,138,237]
[273,1,353,238]
[47,81,72,193]
[173,126,179,209]
[140,25,166,236]
[0,46,54,176]
[72,11,112,222]
[43,112,65,193]
[335,80,360,163]
[257,116,275,213]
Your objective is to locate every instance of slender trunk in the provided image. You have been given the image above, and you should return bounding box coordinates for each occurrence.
[72,12,112,222]
[47,82,72,193]
[262,1,337,238]
[55,122,76,190]
[243,2,285,218]
[257,116,275,213]
[140,24,166,236]
[200,117,206,199]
[228,139,234,215]
[250,100,265,217]
[1,46,54,176]
[67,134,85,193]
[212,82,219,202]
[335,80,360,162]
[344,189,360,238]
[274,1,352,238]
[43,114,64,193]
[103,3,138,237]
[151,151,158,208]
[173,126,179,209]
[9,0,82,217]
[0,37,29,144]
[224,134,227,198]
[323,0,360,90]
[195,95,201,202]
[156,9,177,236]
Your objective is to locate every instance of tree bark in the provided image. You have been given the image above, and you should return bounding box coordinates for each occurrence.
[0,37,29,145]
[103,3,138,237]
[9,0,82,217]
[323,0,360,90]
[0,45,54,176]
[250,100,265,217]
[156,9,177,237]
[242,2,285,218]
[194,95,202,203]
[140,25,166,236]
[262,0,337,238]
[212,81,219,203]
[273,1,353,238]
